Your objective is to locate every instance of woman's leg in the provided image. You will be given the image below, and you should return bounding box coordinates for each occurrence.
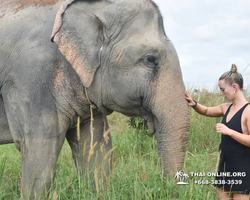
[217,188,233,200]
[233,193,250,200]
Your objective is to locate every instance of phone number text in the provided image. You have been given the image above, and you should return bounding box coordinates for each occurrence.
[194,180,242,185]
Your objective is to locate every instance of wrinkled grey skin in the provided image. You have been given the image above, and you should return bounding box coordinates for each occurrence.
[0,0,190,199]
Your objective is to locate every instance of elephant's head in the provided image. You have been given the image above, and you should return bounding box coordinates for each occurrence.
[51,0,190,176]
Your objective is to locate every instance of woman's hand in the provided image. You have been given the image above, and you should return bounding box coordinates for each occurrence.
[185,91,196,107]
[215,123,232,135]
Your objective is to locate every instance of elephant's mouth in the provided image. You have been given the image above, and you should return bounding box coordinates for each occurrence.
[144,115,156,135]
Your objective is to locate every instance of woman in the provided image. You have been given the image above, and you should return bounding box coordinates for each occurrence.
[185,64,250,200]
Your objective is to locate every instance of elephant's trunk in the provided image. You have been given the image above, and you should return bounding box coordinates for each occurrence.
[150,47,190,176]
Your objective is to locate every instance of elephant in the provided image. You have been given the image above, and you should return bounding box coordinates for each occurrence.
[0,0,190,199]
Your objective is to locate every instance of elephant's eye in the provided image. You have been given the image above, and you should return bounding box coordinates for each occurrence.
[144,55,158,68]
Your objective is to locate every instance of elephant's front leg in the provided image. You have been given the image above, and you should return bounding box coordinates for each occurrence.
[66,114,113,190]
[20,136,65,199]
[2,86,67,199]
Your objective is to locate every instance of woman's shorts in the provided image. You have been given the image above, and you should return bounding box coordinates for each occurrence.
[214,148,250,194]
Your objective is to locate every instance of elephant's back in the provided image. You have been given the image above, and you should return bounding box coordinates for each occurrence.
[0,0,64,42]
[0,0,62,18]
[0,0,64,79]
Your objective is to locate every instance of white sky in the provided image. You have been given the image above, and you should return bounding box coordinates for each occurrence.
[153,0,250,91]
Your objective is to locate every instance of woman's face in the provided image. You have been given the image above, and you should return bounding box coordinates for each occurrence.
[218,79,235,101]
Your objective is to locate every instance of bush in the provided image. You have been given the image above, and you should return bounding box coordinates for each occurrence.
[128,116,149,135]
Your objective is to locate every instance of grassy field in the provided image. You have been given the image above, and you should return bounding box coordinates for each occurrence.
[0,87,249,199]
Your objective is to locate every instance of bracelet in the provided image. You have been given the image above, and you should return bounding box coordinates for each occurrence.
[192,100,197,108]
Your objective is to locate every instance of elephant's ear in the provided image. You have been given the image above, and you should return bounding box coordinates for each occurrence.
[51,0,103,88]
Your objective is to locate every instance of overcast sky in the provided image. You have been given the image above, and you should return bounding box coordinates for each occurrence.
[153,0,250,91]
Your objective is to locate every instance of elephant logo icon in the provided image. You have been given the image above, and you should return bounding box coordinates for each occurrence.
[175,170,189,185]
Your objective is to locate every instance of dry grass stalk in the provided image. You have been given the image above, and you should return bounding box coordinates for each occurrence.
[104,147,116,160]
[53,191,58,200]
[20,176,26,200]
[88,142,98,163]
[94,167,99,193]
[77,117,80,141]
[103,128,113,144]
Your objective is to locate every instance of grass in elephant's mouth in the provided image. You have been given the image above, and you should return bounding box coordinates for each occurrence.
[1,87,250,199]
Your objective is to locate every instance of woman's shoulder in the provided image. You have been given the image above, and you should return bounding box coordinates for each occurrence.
[242,102,250,122]
[220,103,232,114]
[243,102,250,113]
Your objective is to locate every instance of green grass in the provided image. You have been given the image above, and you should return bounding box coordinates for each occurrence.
[1,87,250,199]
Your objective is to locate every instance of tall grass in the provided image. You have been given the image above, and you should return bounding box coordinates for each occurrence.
[1,87,250,199]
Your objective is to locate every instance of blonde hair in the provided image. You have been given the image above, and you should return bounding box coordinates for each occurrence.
[219,64,243,90]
